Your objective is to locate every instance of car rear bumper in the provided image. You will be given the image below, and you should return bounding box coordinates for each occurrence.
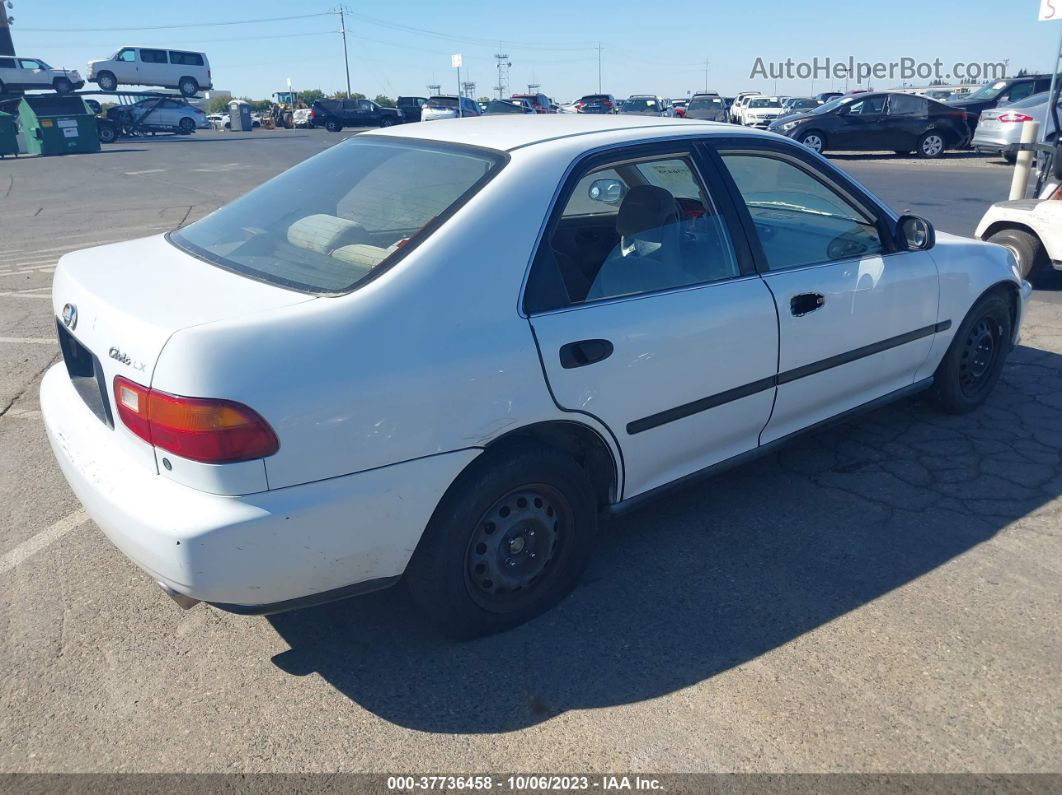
[972,130,1016,152]
[40,364,478,611]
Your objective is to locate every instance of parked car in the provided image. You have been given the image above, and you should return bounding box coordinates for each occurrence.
[310,98,403,132]
[106,97,209,135]
[781,97,820,115]
[0,56,84,94]
[619,95,668,116]
[947,74,1056,131]
[671,100,689,118]
[397,96,427,123]
[973,91,1062,163]
[88,47,212,97]
[575,93,617,114]
[729,92,761,123]
[976,192,1062,282]
[421,95,481,121]
[769,92,971,158]
[814,91,843,104]
[741,96,785,128]
[511,93,554,113]
[42,115,1026,637]
[484,99,534,114]
[684,93,728,122]
[293,108,313,128]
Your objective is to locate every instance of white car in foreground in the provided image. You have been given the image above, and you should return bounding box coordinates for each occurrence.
[43,116,1028,637]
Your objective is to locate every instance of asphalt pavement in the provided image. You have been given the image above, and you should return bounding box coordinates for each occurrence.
[1,128,1060,774]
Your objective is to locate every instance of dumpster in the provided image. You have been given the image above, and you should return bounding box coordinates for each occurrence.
[0,111,18,158]
[17,95,100,155]
[228,100,252,132]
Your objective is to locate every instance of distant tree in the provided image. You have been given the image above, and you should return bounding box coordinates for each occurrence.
[374,94,396,107]
[1017,68,1028,77]
[478,96,491,103]
[206,96,231,113]
[330,91,366,100]
[298,88,325,103]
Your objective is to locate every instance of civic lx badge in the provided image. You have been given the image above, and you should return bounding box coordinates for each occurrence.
[61,303,77,330]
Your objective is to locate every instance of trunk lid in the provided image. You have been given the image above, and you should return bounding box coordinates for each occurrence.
[51,233,315,469]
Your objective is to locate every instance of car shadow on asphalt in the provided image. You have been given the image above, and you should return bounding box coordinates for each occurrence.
[268,343,1062,734]
[829,151,994,164]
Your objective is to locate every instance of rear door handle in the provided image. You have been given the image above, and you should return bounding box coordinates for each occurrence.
[790,292,825,317]
[559,339,614,369]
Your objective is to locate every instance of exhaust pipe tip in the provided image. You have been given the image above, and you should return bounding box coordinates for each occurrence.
[158,582,201,610]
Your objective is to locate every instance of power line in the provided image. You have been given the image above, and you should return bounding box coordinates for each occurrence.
[347,11,595,52]
[19,12,332,32]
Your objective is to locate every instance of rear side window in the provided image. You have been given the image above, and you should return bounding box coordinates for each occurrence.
[169,51,204,66]
[171,138,505,294]
[0,58,14,68]
[888,94,927,115]
[141,49,168,64]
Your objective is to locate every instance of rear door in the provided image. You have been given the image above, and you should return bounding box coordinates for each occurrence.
[882,93,929,152]
[138,48,169,86]
[0,57,18,88]
[713,140,940,444]
[526,142,779,499]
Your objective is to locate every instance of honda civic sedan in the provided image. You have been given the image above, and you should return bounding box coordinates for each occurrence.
[42,115,1027,638]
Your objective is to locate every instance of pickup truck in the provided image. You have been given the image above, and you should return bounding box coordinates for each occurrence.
[310,98,403,132]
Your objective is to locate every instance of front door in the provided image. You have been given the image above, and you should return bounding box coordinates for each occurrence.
[715,144,940,443]
[526,145,779,498]
[831,94,889,150]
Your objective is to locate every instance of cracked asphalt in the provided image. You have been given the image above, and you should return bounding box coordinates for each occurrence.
[0,129,1060,773]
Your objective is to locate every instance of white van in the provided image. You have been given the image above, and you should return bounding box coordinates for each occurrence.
[88,47,212,97]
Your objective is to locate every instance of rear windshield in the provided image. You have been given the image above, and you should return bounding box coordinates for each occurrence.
[688,97,723,110]
[170,138,505,294]
[426,97,458,109]
[622,98,658,111]
[580,95,610,103]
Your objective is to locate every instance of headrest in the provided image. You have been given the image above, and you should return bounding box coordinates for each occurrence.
[616,185,679,239]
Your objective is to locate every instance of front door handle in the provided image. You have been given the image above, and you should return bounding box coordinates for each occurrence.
[790,292,825,317]
[559,339,614,369]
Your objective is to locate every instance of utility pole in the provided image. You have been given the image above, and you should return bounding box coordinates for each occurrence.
[427,83,440,96]
[462,81,476,98]
[0,0,15,57]
[336,6,352,98]
[597,43,602,93]
[494,53,511,99]
[527,83,540,94]
[705,58,709,92]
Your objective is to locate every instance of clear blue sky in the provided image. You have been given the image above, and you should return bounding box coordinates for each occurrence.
[11,0,1062,100]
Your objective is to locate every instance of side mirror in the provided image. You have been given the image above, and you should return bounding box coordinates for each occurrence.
[588,179,626,205]
[897,215,935,251]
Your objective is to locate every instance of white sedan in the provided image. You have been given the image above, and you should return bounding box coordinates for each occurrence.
[42,115,1028,637]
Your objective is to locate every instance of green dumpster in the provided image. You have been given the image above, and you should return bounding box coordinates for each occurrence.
[0,111,17,158]
[18,95,100,155]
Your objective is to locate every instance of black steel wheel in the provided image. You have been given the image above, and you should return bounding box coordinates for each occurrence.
[406,442,597,638]
[932,291,1012,414]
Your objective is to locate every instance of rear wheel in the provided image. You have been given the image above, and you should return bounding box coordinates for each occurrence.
[798,130,826,154]
[918,130,946,159]
[405,442,597,639]
[987,228,1047,281]
[931,291,1012,414]
[53,77,73,94]
[178,77,199,97]
[96,71,117,92]
[324,119,342,132]
[380,117,395,127]
[96,122,117,144]
[177,116,195,134]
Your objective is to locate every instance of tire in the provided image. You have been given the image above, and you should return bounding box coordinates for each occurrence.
[1003,150,1018,165]
[918,130,946,159]
[987,228,1047,281]
[324,119,342,132]
[53,78,72,94]
[96,71,117,92]
[798,130,826,154]
[177,117,195,134]
[931,291,1013,414]
[380,117,395,127]
[97,122,117,144]
[178,77,199,97]
[405,442,598,639]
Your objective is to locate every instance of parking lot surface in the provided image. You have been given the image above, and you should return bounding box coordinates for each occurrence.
[1,129,1060,773]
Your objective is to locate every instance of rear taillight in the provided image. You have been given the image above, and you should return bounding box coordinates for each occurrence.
[114,376,279,464]
[998,112,1034,123]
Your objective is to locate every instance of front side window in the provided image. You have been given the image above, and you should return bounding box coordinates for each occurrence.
[721,152,884,271]
[1004,82,1035,103]
[18,59,40,70]
[116,49,136,62]
[171,138,505,293]
[847,95,887,115]
[532,153,739,308]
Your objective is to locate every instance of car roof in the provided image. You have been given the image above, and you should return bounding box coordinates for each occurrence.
[364,114,765,152]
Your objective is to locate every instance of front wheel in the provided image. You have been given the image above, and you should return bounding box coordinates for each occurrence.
[97,122,117,144]
[918,130,946,159]
[931,291,1013,414]
[53,78,73,94]
[405,443,598,639]
[96,71,117,92]
[987,228,1047,281]
[798,130,826,154]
